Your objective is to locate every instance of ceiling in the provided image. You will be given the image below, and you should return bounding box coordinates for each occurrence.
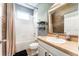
[17,3,38,10]
[17,3,53,10]
[27,3,39,7]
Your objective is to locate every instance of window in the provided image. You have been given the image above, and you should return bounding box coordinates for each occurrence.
[17,10,30,20]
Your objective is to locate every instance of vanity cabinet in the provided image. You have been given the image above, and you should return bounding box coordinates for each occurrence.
[38,45,53,56]
[38,40,69,56]
[38,45,48,56]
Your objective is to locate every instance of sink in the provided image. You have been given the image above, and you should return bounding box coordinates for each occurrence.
[47,37,66,43]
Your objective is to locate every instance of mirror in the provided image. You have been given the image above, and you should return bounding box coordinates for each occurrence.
[48,3,78,35]
[51,12,64,33]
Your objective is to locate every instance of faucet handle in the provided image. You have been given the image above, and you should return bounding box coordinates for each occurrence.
[55,34,59,38]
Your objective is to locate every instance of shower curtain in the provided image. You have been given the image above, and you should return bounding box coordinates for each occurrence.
[6,3,16,56]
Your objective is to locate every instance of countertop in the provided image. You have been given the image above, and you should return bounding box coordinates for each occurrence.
[37,36,79,56]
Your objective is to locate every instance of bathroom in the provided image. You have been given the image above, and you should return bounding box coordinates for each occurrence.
[0,3,79,56]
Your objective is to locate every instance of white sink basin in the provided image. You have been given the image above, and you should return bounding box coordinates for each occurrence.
[47,37,66,43]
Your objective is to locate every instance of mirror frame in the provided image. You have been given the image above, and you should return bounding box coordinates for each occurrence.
[48,3,67,34]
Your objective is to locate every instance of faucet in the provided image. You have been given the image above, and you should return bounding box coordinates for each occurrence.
[55,34,59,38]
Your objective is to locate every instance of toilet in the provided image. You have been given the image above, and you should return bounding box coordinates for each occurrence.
[29,43,39,49]
[28,43,39,56]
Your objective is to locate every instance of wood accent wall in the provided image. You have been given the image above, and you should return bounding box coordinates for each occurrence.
[51,13,64,33]
[2,4,7,56]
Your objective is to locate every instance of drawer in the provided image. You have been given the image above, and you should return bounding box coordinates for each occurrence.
[38,40,69,56]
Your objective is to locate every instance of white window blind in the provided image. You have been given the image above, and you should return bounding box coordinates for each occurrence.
[16,4,33,20]
[17,10,30,20]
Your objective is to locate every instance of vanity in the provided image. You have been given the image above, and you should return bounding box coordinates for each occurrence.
[37,36,78,56]
[37,3,79,56]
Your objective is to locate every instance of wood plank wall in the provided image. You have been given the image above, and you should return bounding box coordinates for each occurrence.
[2,4,7,56]
[51,13,64,33]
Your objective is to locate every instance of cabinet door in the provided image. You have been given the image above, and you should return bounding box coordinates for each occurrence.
[38,40,69,56]
[38,45,47,56]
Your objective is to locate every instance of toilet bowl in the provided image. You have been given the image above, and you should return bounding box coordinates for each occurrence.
[28,43,39,56]
[29,43,39,49]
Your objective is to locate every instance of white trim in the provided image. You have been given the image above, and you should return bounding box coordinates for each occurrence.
[48,3,67,13]
[16,3,38,10]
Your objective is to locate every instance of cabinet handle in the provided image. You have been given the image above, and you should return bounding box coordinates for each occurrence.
[45,52,48,56]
